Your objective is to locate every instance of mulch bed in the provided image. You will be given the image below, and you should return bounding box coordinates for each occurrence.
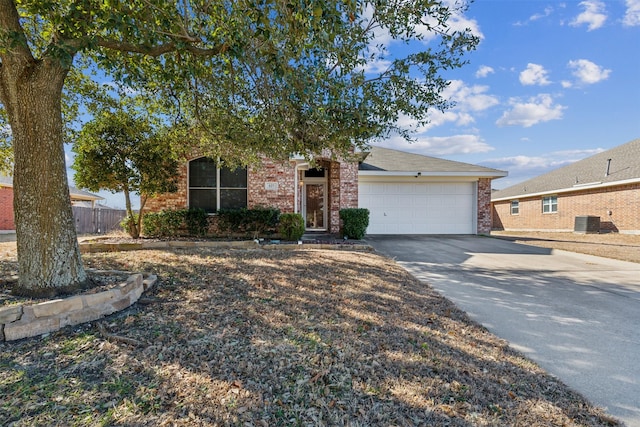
[0,247,619,426]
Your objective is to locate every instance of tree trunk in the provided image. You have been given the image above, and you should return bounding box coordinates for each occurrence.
[0,56,87,297]
[123,187,140,238]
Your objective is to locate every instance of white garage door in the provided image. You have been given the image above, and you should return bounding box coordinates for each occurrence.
[358,182,476,234]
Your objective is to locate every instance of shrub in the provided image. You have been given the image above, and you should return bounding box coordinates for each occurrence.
[245,206,280,238]
[184,208,208,236]
[340,208,369,240]
[217,207,280,238]
[142,210,184,237]
[278,213,305,241]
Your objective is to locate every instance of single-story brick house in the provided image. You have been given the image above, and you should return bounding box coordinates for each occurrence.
[0,175,103,231]
[491,138,640,234]
[147,147,507,235]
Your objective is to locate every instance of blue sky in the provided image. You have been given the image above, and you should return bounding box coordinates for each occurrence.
[72,0,640,208]
[372,0,640,189]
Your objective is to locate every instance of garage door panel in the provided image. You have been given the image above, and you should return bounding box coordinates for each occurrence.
[359,181,475,235]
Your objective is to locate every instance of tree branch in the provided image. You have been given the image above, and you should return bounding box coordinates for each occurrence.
[94,36,226,57]
[0,0,35,63]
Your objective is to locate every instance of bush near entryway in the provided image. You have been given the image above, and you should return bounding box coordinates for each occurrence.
[278,213,305,241]
[217,207,280,239]
[340,208,369,240]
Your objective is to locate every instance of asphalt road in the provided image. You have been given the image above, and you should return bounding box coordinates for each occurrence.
[368,235,640,427]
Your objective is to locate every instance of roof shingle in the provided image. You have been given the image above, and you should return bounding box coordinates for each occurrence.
[360,146,507,176]
[492,138,640,200]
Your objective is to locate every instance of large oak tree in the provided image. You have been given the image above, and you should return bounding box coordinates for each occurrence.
[0,0,478,296]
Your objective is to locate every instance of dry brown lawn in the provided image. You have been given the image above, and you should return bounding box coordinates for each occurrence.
[491,231,640,264]
[0,245,619,426]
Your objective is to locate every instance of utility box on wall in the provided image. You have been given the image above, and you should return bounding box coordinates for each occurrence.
[574,216,600,234]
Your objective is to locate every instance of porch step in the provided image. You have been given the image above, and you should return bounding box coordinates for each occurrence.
[301,232,339,242]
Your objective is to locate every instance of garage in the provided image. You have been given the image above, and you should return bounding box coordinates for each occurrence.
[358,147,507,235]
[359,181,476,234]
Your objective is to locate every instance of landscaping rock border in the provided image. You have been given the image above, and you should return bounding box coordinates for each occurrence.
[79,239,373,253]
[0,273,157,342]
[1,240,371,342]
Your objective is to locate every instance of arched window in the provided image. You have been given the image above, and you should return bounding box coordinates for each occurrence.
[188,158,247,213]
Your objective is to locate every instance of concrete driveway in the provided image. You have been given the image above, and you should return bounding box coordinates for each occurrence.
[367,235,640,427]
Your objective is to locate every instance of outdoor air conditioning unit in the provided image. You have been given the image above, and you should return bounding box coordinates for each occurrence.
[574,216,600,234]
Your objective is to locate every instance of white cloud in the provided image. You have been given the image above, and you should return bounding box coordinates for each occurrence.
[567,59,611,84]
[561,80,573,88]
[496,94,566,128]
[570,0,607,31]
[514,5,565,26]
[376,134,494,156]
[486,149,604,171]
[475,65,495,78]
[530,6,554,22]
[443,80,500,112]
[519,63,551,86]
[395,80,499,132]
[623,0,640,26]
[360,58,392,75]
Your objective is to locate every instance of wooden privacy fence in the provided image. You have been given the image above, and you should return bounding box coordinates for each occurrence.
[72,206,127,234]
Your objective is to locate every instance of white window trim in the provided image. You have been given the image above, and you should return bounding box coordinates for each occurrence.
[510,200,519,215]
[542,195,558,214]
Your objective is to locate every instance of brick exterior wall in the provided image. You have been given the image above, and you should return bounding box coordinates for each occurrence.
[326,160,359,233]
[492,183,640,233]
[476,178,492,235]
[0,187,15,230]
[247,159,296,212]
[145,163,189,212]
[146,155,360,234]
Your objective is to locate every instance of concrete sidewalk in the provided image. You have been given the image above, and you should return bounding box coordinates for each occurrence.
[368,235,640,427]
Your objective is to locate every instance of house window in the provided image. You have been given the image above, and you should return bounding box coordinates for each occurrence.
[510,200,519,215]
[188,157,247,213]
[542,196,558,214]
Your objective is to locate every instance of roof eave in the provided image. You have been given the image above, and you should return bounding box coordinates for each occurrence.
[359,170,507,178]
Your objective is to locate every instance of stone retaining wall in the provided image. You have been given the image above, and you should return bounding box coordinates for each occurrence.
[0,273,157,342]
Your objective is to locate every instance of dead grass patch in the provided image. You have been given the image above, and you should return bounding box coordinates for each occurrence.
[0,247,619,425]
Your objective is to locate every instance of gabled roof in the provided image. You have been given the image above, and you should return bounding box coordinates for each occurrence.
[359,146,507,178]
[492,138,640,201]
[0,175,103,201]
[68,186,104,201]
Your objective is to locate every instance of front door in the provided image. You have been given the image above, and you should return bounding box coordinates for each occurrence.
[304,182,327,231]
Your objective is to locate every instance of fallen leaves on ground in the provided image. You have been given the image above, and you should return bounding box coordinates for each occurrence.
[0,248,619,426]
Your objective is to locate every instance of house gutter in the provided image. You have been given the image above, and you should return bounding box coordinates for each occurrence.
[358,170,508,178]
[492,176,640,202]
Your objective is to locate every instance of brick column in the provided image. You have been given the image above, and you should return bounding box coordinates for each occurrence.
[477,178,492,234]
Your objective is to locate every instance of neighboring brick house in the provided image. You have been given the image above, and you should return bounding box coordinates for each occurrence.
[492,138,640,234]
[0,175,103,231]
[148,147,507,235]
